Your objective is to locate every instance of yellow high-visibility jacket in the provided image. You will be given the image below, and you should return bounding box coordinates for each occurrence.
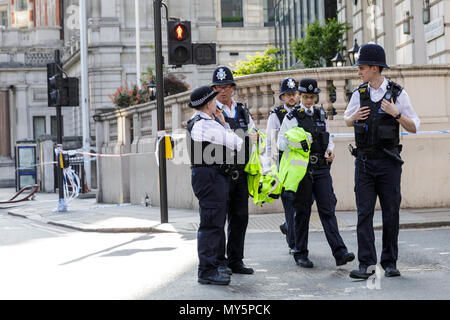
[278,127,312,192]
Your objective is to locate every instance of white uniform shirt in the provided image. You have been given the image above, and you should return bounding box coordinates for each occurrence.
[262,105,291,172]
[216,99,256,129]
[190,111,243,151]
[277,104,335,154]
[344,78,420,132]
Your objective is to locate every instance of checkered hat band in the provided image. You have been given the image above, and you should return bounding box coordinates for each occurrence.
[190,91,216,107]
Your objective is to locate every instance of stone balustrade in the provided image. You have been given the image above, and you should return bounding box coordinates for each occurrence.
[94,65,450,210]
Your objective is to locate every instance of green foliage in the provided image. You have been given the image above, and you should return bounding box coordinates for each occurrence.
[290,18,350,68]
[230,46,284,76]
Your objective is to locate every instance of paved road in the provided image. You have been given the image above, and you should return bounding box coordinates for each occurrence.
[0,213,197,299]
[1,210,449,300]
[143,228,450,300]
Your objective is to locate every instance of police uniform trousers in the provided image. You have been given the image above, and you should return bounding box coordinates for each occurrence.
[217,170,249,269]
[191,166,230,278]
[293,165,348,261]
[354,157,402,270]
[281,190,296,249]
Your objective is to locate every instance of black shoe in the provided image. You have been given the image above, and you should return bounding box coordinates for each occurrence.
[385,267,401,277]
[336,252,355,266]
[349,267,374,280]
[295,257,314,268]
[218,265,232,275]
[230,264,254,275]
[279,223,287,235]
[198,273,230,285]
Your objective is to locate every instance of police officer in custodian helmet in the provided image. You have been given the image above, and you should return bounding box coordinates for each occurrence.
[211,66,258,276]
[187,85,244,285]
[278,78,355,269]
[265,77,300,253]
[344,43,420,279]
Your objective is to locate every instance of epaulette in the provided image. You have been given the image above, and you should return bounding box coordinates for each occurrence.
[270,105,286,114]
[357,82,370,101]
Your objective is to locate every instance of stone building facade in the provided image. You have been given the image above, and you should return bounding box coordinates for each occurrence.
[0,0,276,187]
[338,0,449,66]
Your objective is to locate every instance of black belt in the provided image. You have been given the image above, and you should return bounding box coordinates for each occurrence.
[356,146,401,160]
[191,164,240,180]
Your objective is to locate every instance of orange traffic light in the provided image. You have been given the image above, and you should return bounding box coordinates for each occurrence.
[176,25,183,40]
[174,23,187,41]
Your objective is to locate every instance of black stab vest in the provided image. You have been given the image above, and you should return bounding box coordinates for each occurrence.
[270,105,288,124]
[270,105,289,162]
[288,105,329,157]
[222,102,250,166]
[186,115,234,166]
[353,81,403,152]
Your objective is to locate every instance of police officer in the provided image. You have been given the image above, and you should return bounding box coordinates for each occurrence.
[344,43,420,279]
[264,77,300,253]
[211,66,257,275]
[278,78,355,268]
[187,85,244,285]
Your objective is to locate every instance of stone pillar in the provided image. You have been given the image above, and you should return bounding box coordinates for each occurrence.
[39,139,55,192]
[95,117,104,202]
[131,113,141,153]
[171,102,182,132]
[259,84,274,118]
[0,89,11,157]
[14,85,29,141]
[332,79,348,119]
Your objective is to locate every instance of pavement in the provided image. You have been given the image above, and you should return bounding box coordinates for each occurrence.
[1,187,450,234]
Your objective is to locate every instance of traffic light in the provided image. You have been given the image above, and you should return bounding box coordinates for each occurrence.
[47,63,79,107]
[60,77,79,106]
[167,20,192,65]
[47,63,63,107]
[192,43,216,65]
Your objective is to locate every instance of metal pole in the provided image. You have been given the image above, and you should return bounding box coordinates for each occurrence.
[135,0,142,89]
[80,0,91,191]
[153,0,168,223]
[54,50,65,211]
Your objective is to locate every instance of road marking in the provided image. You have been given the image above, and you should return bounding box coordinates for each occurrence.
[439,252,450,255]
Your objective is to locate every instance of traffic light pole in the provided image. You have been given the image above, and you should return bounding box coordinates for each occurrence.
[153,0,168,223]
[54,50,66,212]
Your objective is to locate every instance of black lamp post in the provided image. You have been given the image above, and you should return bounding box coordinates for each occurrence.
[148,78,156,101]
[348,38,360,66]
[331,51,345,67]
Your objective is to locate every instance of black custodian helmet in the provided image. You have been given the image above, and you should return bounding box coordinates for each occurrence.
[354,43,390,69]
[211,66,236,87]
[298,78,321,94]
[279,77,299,99]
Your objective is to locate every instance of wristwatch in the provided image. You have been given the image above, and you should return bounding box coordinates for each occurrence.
[394,112,402,120]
